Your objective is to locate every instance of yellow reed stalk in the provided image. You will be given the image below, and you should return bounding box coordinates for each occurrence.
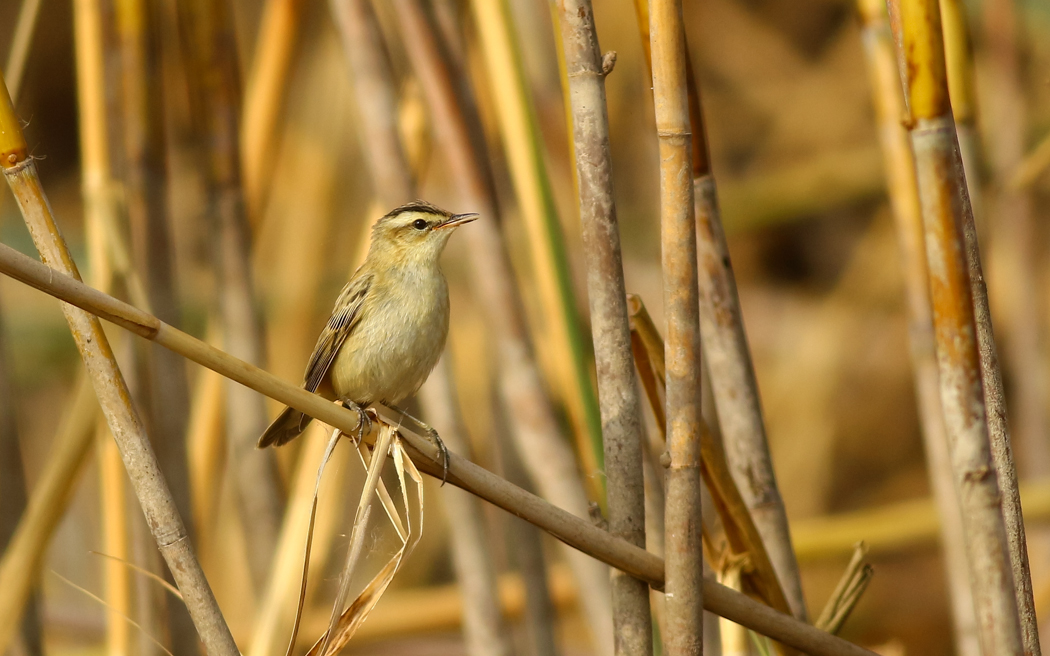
[98,421,131,656]
[188,365,226,536]
[3,0,44,101]
[0,239,881,656]
[469,0,605,497]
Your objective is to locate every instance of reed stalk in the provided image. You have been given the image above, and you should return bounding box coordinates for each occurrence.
[0,298,42,656]
[389,1,615,651]
[98,421,132,656]
[3,0,44,100]
[328,4,514,654]
[650,1,704,652]
[241,0,309,225]
[470,0,605,492]
[0,376,96,653]
[1010,134,1050,190]
[0,75,238,656]
[854,1,979,652]
[0,240,882,656]
[176,0,284,591]
[632,0,806,620]
[899,1,1027,652]
[938,0,983,220]
[552,0,653,653]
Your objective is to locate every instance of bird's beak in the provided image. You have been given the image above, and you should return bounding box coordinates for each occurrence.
[435,212,479,230]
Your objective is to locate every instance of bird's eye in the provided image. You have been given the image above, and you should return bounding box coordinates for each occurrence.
[412,219,428,230]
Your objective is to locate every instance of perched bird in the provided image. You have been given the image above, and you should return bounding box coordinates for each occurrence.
[257,201,477,467]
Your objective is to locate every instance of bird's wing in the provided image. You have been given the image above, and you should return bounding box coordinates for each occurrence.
[302,272,373,394]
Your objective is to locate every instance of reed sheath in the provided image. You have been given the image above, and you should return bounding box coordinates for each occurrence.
[855,1,978,651]
[0,238,881,656]
[900,0,1027,652]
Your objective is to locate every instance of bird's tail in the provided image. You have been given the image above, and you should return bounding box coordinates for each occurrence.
[258,406,313,448]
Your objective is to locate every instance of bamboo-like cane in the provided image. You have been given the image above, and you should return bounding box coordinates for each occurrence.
[854,1,979,652]
[176,0,284,591]
[899,1,1027,653]
[389,1,615,652]
[552,0,653,653]
[0,239,883,656]
[631,0,807,620]
[650,1,704,653]
[0,298,43,656]
[241,0,309,225]
[0,75,238,655]
[0,377,95,654]
[470,0,606,493]
[328,4,514,655]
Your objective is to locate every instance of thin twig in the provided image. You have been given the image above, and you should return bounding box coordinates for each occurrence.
[0,239,883,656]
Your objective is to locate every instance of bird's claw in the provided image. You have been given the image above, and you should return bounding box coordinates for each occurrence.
[428,427,450,486]
[340,399,372,444]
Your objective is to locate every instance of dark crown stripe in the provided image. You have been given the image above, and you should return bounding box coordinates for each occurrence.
[382,200,452,220]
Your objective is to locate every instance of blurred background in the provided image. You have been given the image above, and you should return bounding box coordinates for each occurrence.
[1,0,1049,654]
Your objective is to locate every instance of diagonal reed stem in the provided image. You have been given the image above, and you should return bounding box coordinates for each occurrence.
[0,71,238,656]
[0,235,883,656]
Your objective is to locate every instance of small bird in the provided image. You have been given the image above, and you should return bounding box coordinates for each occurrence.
[258,201,477,468]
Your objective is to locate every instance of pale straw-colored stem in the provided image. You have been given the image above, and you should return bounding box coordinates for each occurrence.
[0,239,882,656]
[900,0,1027,652]
[854,1,979,651]
[176,0,284,591]
[98,421,132,656]
[390,1,615,651]
[554,0,653,652]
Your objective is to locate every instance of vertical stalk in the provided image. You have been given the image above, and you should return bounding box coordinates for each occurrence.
[900,1,1027,653]
[938,0,983,220]
[854,1,979,653]
[469,0,606,493]
[389,1,615,652]
[329,3,514,655]
[631,0,807,619]
[241,0,309,224]
[650,1,703,654]
[98,423,132,656]
[177,0,284,592]
[553,0,652,654]
[0,73,238,656]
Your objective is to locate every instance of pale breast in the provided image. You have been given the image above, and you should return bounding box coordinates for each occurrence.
[329,266,450,406]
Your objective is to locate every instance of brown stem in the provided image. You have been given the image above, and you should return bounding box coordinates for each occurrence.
[176,0,284,591]
[854,1,979,652]
[553,0,653,653]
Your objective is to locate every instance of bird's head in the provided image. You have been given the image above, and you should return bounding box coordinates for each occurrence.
[368,201,478,266]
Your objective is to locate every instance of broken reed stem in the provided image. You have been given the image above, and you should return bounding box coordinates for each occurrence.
[0,80,238,656]
[241,0,308,225]
[632,0,806,621]
[900,1,1029,653]
[0,241,882,656]
[3,0,44,101]
[390,1,615,651]
[854,1,979,652]
[177,0,284,591]
[328,5,513,654]
[650,0,704,654]
[471,0,606,491]
[553,0,653,653]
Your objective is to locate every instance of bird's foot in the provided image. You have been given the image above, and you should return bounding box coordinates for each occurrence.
[388,405,450,485]
[339,398,372,443]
